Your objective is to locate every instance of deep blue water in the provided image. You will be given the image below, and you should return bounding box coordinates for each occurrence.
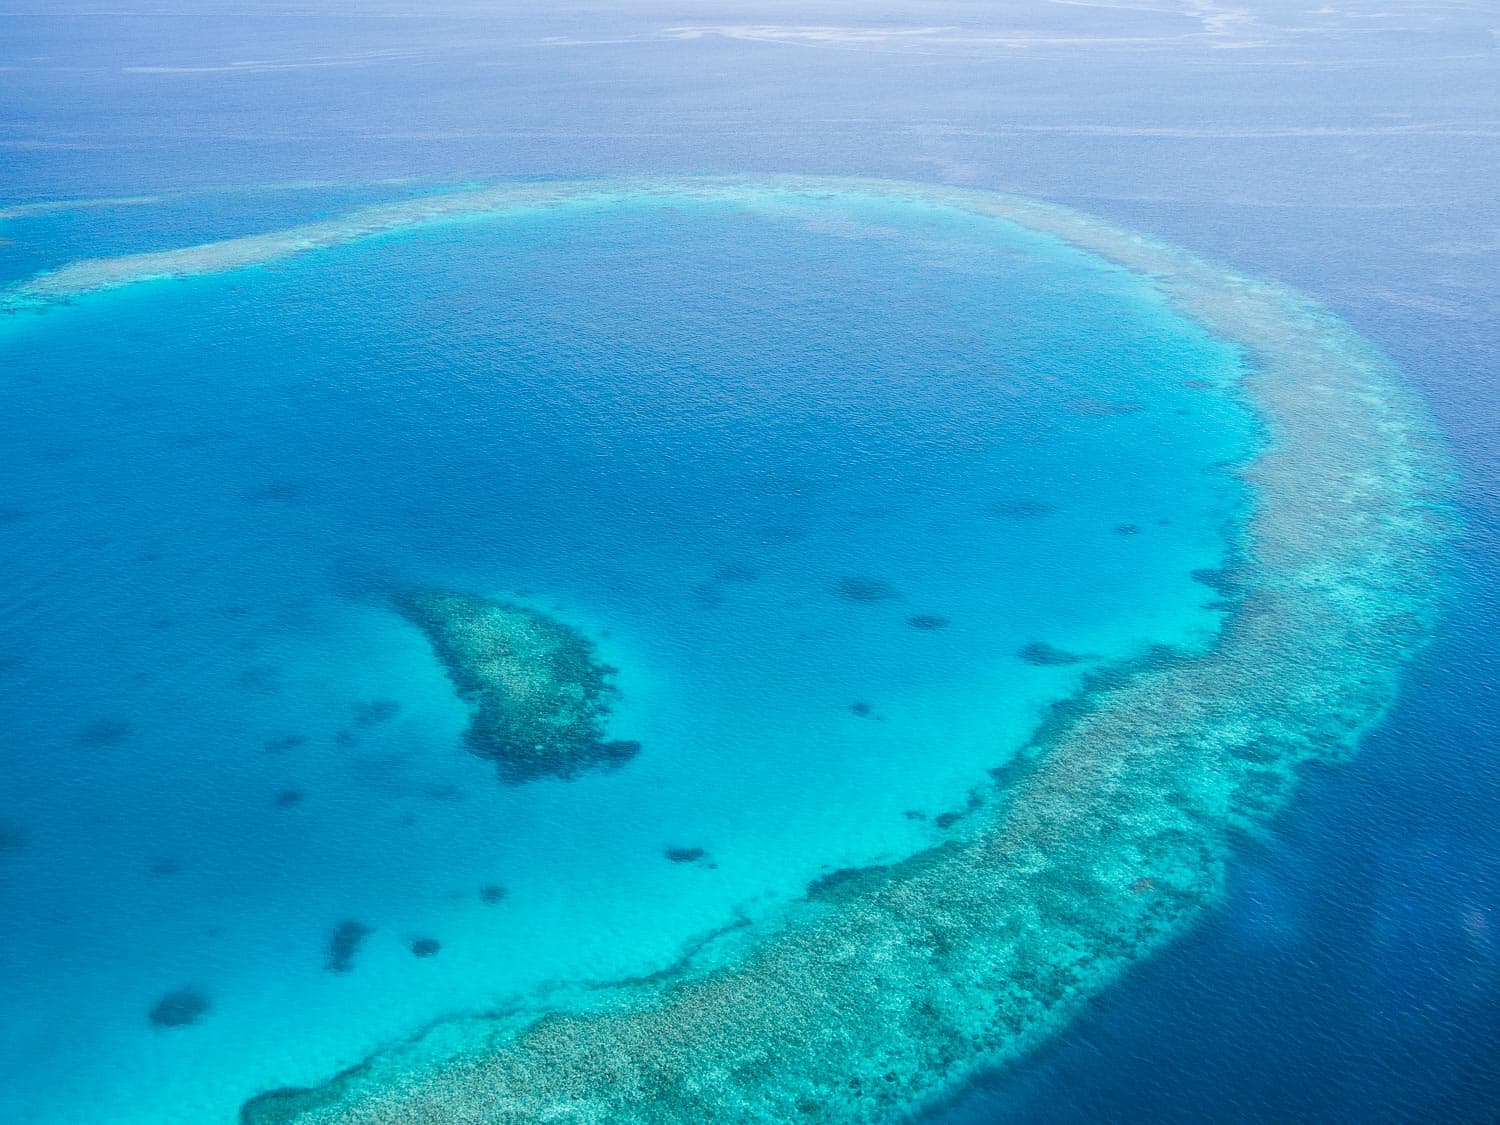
[2,3,1497,1122]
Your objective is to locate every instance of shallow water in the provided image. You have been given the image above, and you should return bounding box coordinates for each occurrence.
[0,183,1262,1123]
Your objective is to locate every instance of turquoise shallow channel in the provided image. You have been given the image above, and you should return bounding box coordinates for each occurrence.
[0,177,1452,1124]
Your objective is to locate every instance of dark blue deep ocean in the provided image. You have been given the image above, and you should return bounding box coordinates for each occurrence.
[3,4,1498,1122]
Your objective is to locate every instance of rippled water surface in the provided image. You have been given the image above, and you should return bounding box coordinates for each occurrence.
[0,185,1266,1122]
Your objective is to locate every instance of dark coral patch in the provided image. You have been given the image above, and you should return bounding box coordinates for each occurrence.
[1191,567,1237,596]
[832,577,900,603]
[664,846,708,865]
[149,988,210,1029]
[933,812,962,830]
[238,665,282,693]
[77,718,134,749]
[907,615,950,631]
[806,863,896,903]
[1018,642,1084,667]
[0,822,25,856]
[479,884,508,905]
[326,920,373,974]
[410,938,441,959]
[242,478,314,504]
[713,564,759,583]
[397,591,640,785]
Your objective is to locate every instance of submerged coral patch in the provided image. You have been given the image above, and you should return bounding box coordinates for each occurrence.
[0,822,25,856]
[325,921,373,974]
[237,665,282,694]
[76,718,133,749]
[833,577,900,603]
[805,862,900,903]
[1018,642,1085,666]
[395,591,640,785]
[148,988,209,1029]
[1191,567,1237,596]
[242,478,314,504]
[714,565,759,583]
[908,615,950,631]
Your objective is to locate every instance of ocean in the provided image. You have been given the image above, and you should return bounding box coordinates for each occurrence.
[1,5,1496,1123]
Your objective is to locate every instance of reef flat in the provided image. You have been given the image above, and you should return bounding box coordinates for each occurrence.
[0,177,1450,1123]
[395,591,639,784]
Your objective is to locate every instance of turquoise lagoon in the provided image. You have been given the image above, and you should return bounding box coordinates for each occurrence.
[0,180,1445,1122]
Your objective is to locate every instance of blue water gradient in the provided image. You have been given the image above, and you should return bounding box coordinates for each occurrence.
[0,188,1253,1122]
[2,2,1495,1118]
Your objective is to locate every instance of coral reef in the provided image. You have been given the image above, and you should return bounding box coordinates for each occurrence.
[395,591,640,785]
[0,822,24,856]
[35,176,1444,1125]
[1018,642,1085,667]
[832,577,900,603]
[75,718,133,749]
[325,921,373,974]
[148,988,209,1029]
[908,615,950,631]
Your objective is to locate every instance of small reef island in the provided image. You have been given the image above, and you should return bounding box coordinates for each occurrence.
[395,591,639,784]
